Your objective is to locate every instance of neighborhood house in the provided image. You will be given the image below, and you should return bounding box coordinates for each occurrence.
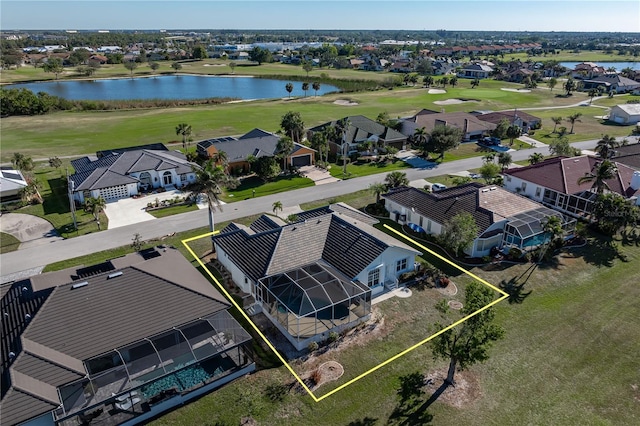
[212,204,420,350]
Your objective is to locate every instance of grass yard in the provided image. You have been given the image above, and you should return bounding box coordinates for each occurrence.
[147,203,199,218]
[328,158,412,179]
[221,175,315,202]
[0,232,21,253]
[507,49,640,63]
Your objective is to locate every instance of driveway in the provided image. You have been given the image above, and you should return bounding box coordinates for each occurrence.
[104,189,198,229]
[396,150,438,169]
[299,165,340,185]
[0,213,63,250]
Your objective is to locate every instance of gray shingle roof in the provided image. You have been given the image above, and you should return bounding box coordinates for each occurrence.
[309,115,407,145]
[0,388,57,426]
[382,184,494,235]
[196,129,280,163]
[12,353,83,387]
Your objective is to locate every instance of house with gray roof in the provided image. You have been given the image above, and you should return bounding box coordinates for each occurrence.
[196,128,316,173]
[0,168,28,203]
[581,74,640,94]
[212,205,420,350]
[0,247,255,426]
[457,63,494,79]
[382,183,575,258]
[401,111,497,142]
[69,148,197,203]
[307,115,409,154]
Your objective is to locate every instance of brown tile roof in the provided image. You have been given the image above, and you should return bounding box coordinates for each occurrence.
[412,112,497,135]
[504,155,640,197]
[0,388,57,426]
[476,110,541,126]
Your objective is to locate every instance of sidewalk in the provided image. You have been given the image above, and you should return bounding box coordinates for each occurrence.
[518,135,547,148]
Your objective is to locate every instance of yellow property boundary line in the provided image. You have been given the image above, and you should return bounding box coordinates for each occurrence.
[182,225,509,402]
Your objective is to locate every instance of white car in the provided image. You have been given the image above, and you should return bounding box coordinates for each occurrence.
[431,183,447,192]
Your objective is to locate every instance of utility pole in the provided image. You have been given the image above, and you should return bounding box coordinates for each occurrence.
[66,168,77,232]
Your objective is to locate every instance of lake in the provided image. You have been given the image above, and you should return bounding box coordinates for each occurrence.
[8,75,339,101]
[560,61,640,71]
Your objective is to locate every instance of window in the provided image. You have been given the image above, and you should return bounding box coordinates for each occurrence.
[521,182,527,191]
[396,258,408,272]
[181,174,188,182]
[367,268,380,288]
[535,187,541,197]
[506,175,512,182]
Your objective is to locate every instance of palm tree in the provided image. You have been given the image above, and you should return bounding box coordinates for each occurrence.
[506,124,521,146]
[551,116,563,133]
[577,159,617,194]
[594,134,620,159]
[540,215,563,260]
[272,200,283,217]
[587,88,599,104]
[302,82,309,97]
[482,152,496,164]
[449,75,458,88]
[276,136,295,172]
[84,196,106,230]
[310,131,328,163]
[175,123,192,149]
[413,127,428,156]
[440,76,449,88]
[471,78,480,88]
[423,75,434,87]
[547,77,557,92]
[528,152,545,165]
[384,171,409,189]
[566,113,582,134]
[312,81,320,97]
[285,82,294,98]
[20,178,42,204]
[369,182,387,204]
[336,118,352,175]
[187,160,236,236]
[497,152,513,171]
[213,150,229,171]
[564,78,576,96]
[228,61,236,74]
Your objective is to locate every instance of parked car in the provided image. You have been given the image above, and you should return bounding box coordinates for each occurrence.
[431,183,447,192]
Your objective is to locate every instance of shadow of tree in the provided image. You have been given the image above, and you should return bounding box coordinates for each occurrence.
[44,177,71,215]
[499,276,532,304]
[347,417,378,426]
[578,236,619,268]
[386,372,434,426]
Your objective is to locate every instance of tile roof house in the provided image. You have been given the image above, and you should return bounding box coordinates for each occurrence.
[0,247,255,426]
[196,128,316,173]
[401,111,497,142]
[503,156,640,220]
[475,110,542,132]
[582,74,640,94]
[610,143,640,170]
[457,63,494,79]
[212,204,420,350]
[382,183,575,258]
[69,147,197,203]
[307,115,408,153]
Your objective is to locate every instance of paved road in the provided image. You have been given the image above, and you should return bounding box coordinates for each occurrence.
[0,140,605,280]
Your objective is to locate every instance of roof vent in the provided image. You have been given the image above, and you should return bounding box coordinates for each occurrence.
[71,281,89,289]
[108,271,123,279]
[481,188,490,193]
[490,186,497,191]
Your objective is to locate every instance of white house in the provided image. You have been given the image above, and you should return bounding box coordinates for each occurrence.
[608,104,640,125]
[0,168,28,202]
[383,183,575,258]
[69,146,197,203]
[457,63,493,79]
[212,205,420,350]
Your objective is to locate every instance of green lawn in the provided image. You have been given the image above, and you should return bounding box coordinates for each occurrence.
[221,175,315,202]
[147,203,199,218]
[329,158,412,179]
[507,49,640,63]
[0,232,20,253]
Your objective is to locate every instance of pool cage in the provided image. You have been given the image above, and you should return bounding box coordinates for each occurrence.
[257,263,371,349]
[503,208,576,251]
[54,310,253,424]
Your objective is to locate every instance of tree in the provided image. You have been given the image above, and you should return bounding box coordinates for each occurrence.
[285,82,294,98]
[542,215,563,255]
[505,124,521,146]
[413,127,429,156]
[69,48,91,66]
[440,211,479,257]
[471,78,480,88]
[431,281,504,385]
[186,160,237,234]
[312,81,320,97]
[302,60,313,77]
[548,137,577,157]
[384,171,409,189]
[564,78,576,96]
[124,60,138,76]
[423,75,434,87]
[149,62,160,74]
[20,177,42,204]
[212,150,229,171]
[336,118,352,175]
[427,125,463,160]
[11,152,34,172]
[369,182,387,204]
[252,156,281,181]
[479,162,501,184]
[84,196,106,230]
[577,159,617,194]
[551,116,563,133]
[48,157,62,170]
[171,62,182,72]
[43,58,64,79]
[497,152,513,171]
[566,112,582,134]
[192,45,208,60]
[249,46,272,65]
[131,233,143,251]
[594,134,620,159]
[449,75,458,88]
[440,76,449,87]
[528,152,545,165]
[302,82,309,97]
[592,193,640,236]
[276,136,295,172]
[280,111,304,143]
[175,123,193,149]
[272,201,283,217]
[547,77,557,92]
[310,131,329,163]
[587,88,599,104]
[491,119,510,140]
[228,61,237,74]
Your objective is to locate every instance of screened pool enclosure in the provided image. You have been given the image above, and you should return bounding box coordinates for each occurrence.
[502,208,576,250]
[256,263,371,349]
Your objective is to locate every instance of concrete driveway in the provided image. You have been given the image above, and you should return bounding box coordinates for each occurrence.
[299,165,340,185]
[0,213,63,250]
[104,189,200,229]
[396,150,438,169]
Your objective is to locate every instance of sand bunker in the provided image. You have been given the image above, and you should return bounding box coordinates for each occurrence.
[333,99,359,106]
[428,88,447,94]
[501,88,531,93]
[434,99,475,105]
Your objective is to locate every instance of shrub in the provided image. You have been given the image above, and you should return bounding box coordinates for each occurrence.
[328,331,339,343]
[439,276,450,287]
[307,341,319,352]
[435,298,450,314]
[264,383,288,402]
[310,369,322,386]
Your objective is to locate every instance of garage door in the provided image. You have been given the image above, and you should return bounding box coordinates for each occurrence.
[99,185,129,201]
[292,155,311,167]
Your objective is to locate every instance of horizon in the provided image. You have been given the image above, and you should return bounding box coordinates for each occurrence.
[2,1,640,33]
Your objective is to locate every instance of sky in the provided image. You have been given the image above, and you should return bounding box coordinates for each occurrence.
[1,1,639,33]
